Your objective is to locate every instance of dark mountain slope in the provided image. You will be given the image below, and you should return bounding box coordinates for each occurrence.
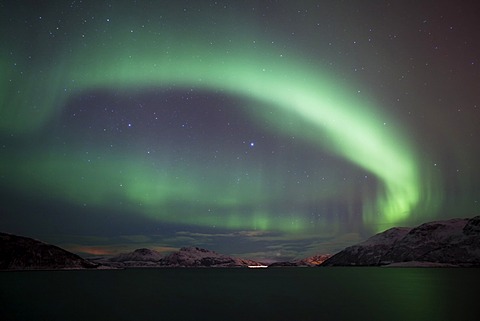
[0,232,98,270]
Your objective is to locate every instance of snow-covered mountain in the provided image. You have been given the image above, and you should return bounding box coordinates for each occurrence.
[0,232,98,270]
[158,247,263,267]
[94,247,264,268]
[104,248,165,267]
[322,216,480,267]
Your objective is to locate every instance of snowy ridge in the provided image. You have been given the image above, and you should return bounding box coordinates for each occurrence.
[101,248,165,267]
[322,216,480,267]
[158,247,263,267]
[109,248,164,262]
[94,246,264,268]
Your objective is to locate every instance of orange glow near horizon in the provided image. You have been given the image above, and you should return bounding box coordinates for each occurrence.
[70,246,117,256]
[65,244,179,256]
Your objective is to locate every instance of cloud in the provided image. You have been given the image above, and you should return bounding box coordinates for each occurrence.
[58,228,365,260]
[230,232,365,261]
[232,249,300,263]
[296,232,365,257]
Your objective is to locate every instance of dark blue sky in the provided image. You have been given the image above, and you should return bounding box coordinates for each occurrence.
[1,1,479,261]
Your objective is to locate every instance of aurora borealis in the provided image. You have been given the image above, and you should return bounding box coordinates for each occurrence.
[1,1,479,260]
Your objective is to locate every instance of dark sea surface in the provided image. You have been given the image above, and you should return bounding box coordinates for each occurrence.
[1,267,479,321]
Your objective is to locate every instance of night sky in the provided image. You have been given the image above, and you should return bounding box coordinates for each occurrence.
[1,1,479,261]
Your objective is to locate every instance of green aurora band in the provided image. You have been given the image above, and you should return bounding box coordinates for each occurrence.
[0,12,438,233]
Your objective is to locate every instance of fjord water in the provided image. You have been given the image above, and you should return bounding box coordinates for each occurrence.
[1,268,478,321]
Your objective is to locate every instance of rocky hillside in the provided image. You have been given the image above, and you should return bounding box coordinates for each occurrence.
[158,247,263,267]
[322,216,480,267]
[0,232,98,270]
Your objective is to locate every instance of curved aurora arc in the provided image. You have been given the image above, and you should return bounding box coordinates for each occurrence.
[1,21,431,233]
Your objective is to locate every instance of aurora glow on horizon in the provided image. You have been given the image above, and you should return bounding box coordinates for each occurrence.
[1,1,479,260]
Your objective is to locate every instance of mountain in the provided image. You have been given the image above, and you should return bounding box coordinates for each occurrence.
[0,232,98,270]
[103,248,164,268]
[158,247,263,268]
[268,254,332,267]
[322,216,480,267]
[94,247,265,268]
[297,254,333,266]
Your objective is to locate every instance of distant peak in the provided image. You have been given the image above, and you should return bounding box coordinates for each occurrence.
[180,247,213,253]
[133,248,157,254]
